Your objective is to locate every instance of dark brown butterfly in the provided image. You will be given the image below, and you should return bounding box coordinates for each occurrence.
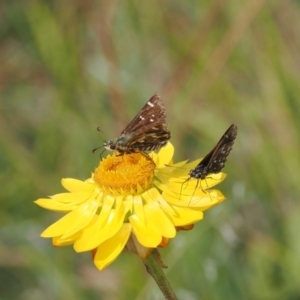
[188,124,238,180]
[103,93,171,154]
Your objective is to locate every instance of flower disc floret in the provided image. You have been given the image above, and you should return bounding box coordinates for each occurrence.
[94,153,156,196]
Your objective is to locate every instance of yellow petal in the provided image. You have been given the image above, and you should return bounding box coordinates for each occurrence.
[180,158,202,172]
[41,198,99,238]
[61,178,94,192]
[170,175,225,193]
[93,223,131,270]
[149,152,158,164]
[144,202,176,238]
[155,142,174,168]
[52,231,81,246]
[141,188,176,237]
[131,234,152,259]
[144,188,175,216]
[166,206,204,226]
[34,197,84,212]
[74,199,128,252]
[158,159,199,178]
[198,190,226,211]
[160,182,204,205]
[168,159,190,169]
[132,195,145,224]
[189,189,225,209]
[39,188,99,212]
[52,190,98,204]
[191,173,227,189]
[129,214,162,247]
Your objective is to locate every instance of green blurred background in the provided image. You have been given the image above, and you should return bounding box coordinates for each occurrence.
[1,0,300,299]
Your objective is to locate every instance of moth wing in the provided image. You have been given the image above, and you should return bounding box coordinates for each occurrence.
[123,124,171,149]
[121,93,167,135]
[195,124,238,173]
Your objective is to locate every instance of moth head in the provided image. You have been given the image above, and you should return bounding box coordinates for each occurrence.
[189,166,205,179]
[188,168,197,178]
[103,139,116,151]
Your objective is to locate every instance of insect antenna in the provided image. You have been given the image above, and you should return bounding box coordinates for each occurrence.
[96,127,109,137]
[92,145,103,153]
[92,146,106,159]
[93,127,111,158]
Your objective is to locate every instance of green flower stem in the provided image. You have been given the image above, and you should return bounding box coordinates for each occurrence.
[144,249,178,300]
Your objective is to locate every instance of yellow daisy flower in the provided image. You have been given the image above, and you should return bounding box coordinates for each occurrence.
[35,143,226,271]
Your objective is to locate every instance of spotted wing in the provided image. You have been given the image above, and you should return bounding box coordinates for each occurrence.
[194,124,238,175]
[120,93,171,151]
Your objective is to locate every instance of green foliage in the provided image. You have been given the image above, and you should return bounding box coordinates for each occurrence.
[1,0,300,299]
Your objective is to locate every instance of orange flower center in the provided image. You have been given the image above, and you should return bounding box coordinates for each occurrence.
[94,153,156,195]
